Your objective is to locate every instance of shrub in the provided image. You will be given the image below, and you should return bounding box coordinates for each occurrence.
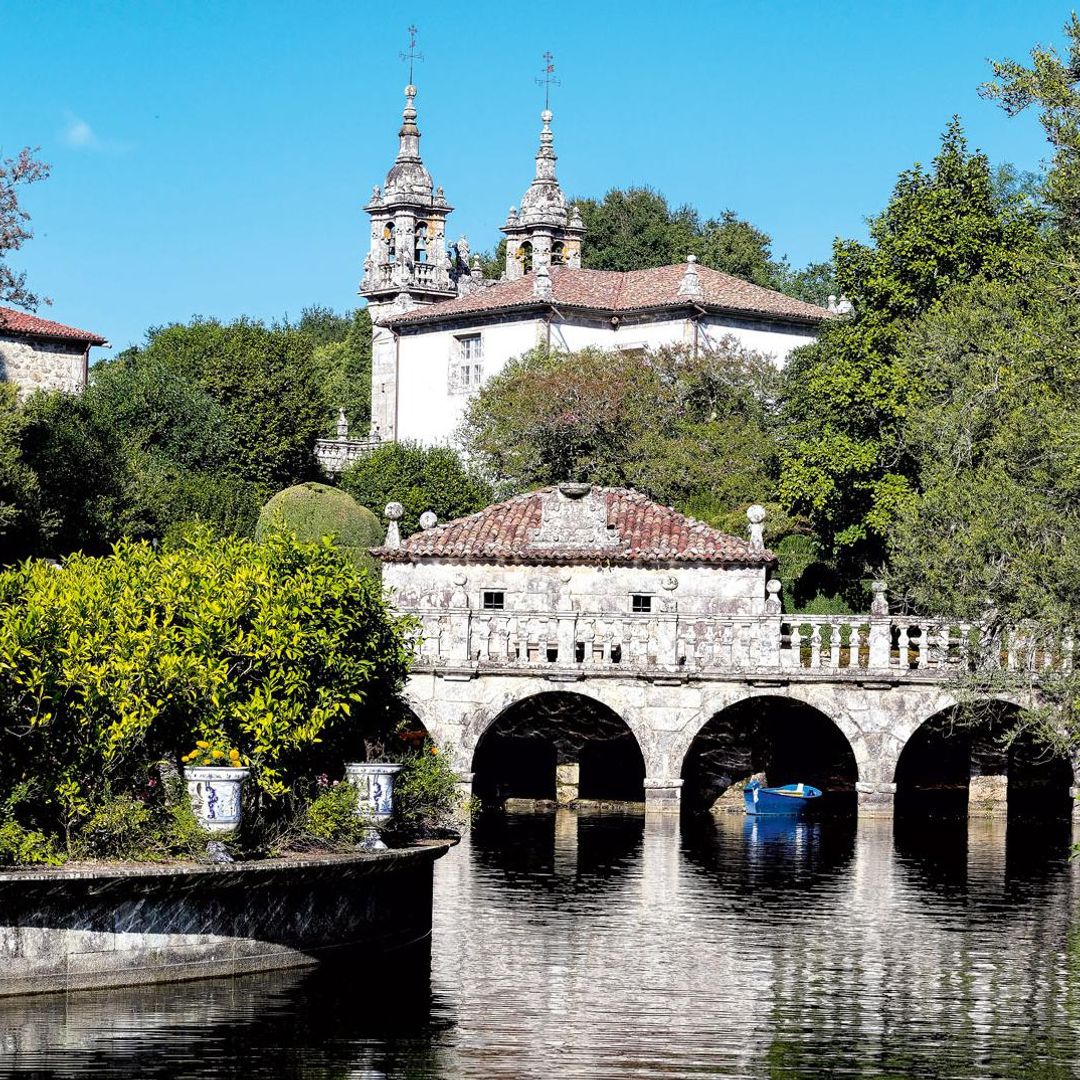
[0,526,413,853]
[256,482,382,570]
[301,780,369,846]
[393,744,473,838]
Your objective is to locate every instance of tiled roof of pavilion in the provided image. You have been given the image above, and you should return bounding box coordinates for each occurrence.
[0,306,108,345]
[385,264,829,328]
[375,486,774,567]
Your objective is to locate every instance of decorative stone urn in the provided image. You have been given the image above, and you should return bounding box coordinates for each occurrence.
[184,767,249,833]
[345,762,404,823]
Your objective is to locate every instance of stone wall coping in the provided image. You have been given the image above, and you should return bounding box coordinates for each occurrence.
[0,840,456,886]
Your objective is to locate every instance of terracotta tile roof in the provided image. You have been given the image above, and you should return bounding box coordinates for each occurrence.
[0,306,108,346]
[386,264,828,328]
[375,486,774,567]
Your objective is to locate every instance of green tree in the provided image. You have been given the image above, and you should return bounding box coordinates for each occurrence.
[0,384,37,543]
[340,441,493,537]
[778,119,1040,560]
[312,308,372,436]
[981,13,1080,240]
[460,343,782,528]
[117,318,329,490]
[16,391,131,557]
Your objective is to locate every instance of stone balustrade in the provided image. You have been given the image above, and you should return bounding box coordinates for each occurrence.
[403,607,1073,681]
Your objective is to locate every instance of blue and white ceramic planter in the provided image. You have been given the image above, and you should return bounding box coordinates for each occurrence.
[345,763,404,824]
[184,766,249,833]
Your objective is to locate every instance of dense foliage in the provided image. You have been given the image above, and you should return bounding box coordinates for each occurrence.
[0,528,412,859]
[777,119,1042,563]
[0,307,374,561]
[340,440,493,538]
[460,342,785,526]
[256,482,383,569]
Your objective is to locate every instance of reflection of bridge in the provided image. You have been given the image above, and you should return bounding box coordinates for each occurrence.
[375,484,1076,819]
[401,606,1076,818]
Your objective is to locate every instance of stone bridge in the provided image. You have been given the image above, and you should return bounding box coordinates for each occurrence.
[399,605,1077,818]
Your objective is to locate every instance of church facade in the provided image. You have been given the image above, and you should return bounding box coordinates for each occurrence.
[356,81,830,449]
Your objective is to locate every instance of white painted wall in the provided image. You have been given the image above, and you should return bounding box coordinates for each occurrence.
[391,313,817,447]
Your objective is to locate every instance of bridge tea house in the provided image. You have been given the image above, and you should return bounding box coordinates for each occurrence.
[378,483,1078,821]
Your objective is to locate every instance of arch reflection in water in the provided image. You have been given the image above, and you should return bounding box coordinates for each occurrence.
[2,815,1080,1078]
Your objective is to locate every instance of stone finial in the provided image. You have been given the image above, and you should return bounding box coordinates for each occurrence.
[336,408,349,440]
[747,504,766,552]
[420,511,438,531]
[765,578,782,614]
[870,580,889,616]
[828,294,854,315]
[569,204,584,230]
[533,262,554,301]
[677,254,703,300]
[384,501,404,550]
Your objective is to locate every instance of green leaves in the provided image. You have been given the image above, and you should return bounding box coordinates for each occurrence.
[0,527,413,842]
[779,119,1041,557]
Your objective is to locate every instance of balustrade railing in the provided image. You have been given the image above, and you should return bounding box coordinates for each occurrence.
[401,607,1075,680]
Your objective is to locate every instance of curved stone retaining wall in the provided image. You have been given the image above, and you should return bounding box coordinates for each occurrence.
[0,842,453,997]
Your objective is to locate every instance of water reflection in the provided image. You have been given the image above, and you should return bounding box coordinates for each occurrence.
[0,812,1078,1078]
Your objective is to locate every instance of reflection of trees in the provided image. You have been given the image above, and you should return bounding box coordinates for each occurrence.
[0,961,457,1078]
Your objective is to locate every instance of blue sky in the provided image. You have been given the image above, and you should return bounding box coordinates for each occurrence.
[2,0,1072,352]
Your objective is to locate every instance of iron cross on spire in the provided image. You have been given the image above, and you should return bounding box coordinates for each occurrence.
[400,25,423,84]
[536,51,559,110]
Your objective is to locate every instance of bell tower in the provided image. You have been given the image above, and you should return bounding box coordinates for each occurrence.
[502,53,584,282]
[361,28,456,440]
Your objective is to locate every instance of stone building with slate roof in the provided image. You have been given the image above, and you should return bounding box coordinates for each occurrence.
[0,307,108,398]
[347,78,833,456]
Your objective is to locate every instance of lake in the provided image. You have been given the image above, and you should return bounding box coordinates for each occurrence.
[0,810,1077,1078]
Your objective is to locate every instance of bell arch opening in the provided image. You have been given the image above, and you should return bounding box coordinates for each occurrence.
[894,702,1073,821]
[680,695,858,816]
[471,692,645,807]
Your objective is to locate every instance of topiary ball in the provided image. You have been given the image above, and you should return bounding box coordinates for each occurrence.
[256,483,383,571]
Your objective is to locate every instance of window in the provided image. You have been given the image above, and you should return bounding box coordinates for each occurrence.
[415,221,428,263]
[631,594,653,614]
[449,334,484,394]
[482,590,505,611]
[518,241,533,273]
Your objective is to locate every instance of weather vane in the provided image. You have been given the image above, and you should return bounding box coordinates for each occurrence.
[536,51,559,110]
[400,25,423,84]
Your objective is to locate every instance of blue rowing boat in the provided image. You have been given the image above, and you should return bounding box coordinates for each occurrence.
[743,779,822,817]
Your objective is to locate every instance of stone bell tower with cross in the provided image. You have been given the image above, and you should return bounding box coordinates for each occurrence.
[502,52,585,282]
[362,26,458,440]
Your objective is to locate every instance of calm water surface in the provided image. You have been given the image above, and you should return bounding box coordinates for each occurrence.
[1,812,1078,1078]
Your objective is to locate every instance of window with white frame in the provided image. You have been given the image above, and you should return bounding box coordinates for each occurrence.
[449,333,484,393]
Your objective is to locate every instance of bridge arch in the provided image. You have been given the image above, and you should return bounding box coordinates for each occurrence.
[678,690,860,814]
[893,698,1073,820]
[469,689,648,806]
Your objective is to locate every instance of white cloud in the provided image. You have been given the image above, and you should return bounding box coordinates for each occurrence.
[61,111,101,149]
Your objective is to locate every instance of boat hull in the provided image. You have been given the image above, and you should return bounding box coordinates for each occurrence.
[743,781,822,817]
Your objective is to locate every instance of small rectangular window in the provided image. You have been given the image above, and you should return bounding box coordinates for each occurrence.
[632,594,653,613]
[483,591,505,611]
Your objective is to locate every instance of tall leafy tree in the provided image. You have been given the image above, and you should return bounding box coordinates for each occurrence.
[459,343,783,529]
[778,119,1041,560]
[0,148,49,310]
[340,441,492,538]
